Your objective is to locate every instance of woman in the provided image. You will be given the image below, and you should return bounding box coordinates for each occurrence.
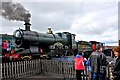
[113,46,120,80]
[74,52,86,80]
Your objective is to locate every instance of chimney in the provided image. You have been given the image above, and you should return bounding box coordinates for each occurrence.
[24,23,31,31]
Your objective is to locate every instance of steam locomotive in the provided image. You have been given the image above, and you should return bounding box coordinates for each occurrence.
[12,23,77,60]
[2,22,105,61]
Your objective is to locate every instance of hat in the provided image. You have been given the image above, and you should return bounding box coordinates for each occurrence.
[76,54,82,58]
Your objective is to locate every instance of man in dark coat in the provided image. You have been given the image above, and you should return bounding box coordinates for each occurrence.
[113,46,120,80]
[90,44,107,80]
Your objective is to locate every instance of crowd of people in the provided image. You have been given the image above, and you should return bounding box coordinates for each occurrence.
[74,45,120,80]
[2,40,14,55]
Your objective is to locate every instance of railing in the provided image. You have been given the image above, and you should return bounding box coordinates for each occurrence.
[41,60,97,80]
[1,59,114,79]
[2,59,42,79]
[41,60,76,78]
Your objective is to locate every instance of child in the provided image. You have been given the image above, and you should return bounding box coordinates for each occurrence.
[86,58,92,80]
[74,52,86,80]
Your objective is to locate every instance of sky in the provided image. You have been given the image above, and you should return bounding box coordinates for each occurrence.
[0,0,119,46]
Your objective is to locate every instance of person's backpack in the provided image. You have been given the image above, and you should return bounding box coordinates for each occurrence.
[99,53,107,66]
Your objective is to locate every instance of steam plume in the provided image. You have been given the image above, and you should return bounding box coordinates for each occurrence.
[0,1,31,23]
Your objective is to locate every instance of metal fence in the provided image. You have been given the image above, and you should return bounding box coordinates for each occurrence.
[1,59,113,79]
[2,59,42,79]
[41,60,76,78]
[40,60,113,80]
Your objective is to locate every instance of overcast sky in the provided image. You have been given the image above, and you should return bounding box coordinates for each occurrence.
[0,0,119,46]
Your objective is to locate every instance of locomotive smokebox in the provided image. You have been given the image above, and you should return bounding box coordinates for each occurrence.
[24,23,31,31]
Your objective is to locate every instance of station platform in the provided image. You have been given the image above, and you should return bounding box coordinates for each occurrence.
[17,73,76,80]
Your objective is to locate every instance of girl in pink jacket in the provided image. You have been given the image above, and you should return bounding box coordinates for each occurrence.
[74,53,86,80]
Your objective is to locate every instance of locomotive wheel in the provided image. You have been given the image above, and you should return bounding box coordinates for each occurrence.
[21,56,32,60]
